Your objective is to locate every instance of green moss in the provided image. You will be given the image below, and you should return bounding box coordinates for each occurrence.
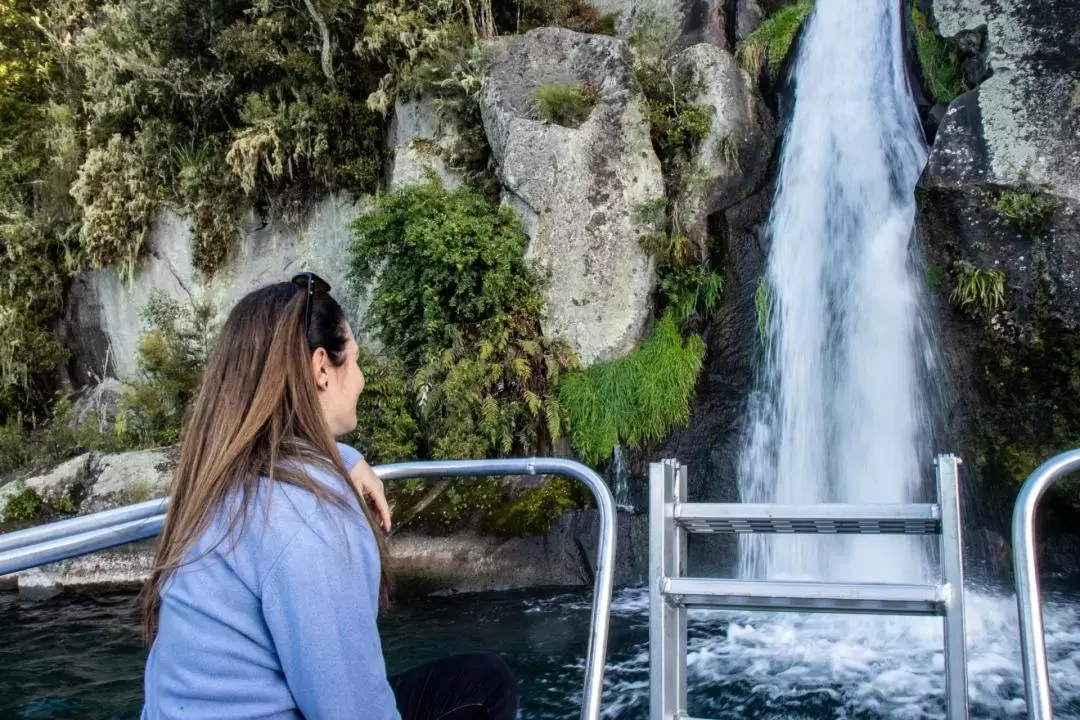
[912,6,965,104]
[423,477,502,531]
[737,0,813,81]
[993,190,1060,234]
[559,314,706,465]
[754,276,770,344]
[975,306,1080,507]
[3,481,43,521]
[534,83,600,127]
[924,262,947,289]
[489,477,591,537]
[950,261,1005,316]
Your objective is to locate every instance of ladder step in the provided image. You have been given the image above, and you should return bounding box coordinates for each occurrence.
[662,578,948,616]
[674,503,941,535]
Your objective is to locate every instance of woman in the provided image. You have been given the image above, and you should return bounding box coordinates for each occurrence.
[141,274,518,720]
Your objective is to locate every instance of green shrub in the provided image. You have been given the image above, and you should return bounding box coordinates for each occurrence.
[3,480,42,521]
[0,419,34,477]
[175,135,243,276]
[559,314,706,465]
[658,264,723,326]
[596,12,621,36]
[534,82,599,127]
[116,292,212,447]
[513,1,616,34]
[348,349,421,465]
[951,261,1005,316]
[911,6,965,104]
[350,180,576,464]
[351,180,543,366]
[993,190,1059,234]
[738,0,813,81]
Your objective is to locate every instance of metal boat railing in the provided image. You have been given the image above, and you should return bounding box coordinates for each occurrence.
[0,458,616,720]
[1012,448,1080,720]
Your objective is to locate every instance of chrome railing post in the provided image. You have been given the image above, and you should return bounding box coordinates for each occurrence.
[1012,449,1080,720]
[375,459,616,720]
[936,454,969,719]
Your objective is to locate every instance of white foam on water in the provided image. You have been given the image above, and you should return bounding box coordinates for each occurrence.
[525,587,1080,719]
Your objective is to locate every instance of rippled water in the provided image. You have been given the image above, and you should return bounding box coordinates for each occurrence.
[5,584,1080,719]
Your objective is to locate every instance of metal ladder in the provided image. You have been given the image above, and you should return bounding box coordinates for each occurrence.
[649,454,969,719]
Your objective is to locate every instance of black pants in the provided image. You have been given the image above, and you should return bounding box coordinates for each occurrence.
[389,652,518,720]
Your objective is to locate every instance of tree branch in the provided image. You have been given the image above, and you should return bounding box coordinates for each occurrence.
[302,0,335,84]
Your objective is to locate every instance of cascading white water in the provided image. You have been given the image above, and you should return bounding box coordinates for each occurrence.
[737,0,935,584]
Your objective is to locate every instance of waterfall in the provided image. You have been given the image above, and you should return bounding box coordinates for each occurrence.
[737,0,936,585]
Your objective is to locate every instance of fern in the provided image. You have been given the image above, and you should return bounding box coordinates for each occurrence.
[559,314,706,465]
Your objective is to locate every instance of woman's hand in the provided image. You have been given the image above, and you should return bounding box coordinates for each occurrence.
[349,459,391,533]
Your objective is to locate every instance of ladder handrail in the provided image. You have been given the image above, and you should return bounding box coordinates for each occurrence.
[0,457,616,720]
[1012,448,1080,720]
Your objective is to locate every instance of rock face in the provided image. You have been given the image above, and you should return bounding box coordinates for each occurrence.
[387,96,465,192]
[918,0,1080,566]
[59,194,373,385]
[68,378,127,431]
[652,189,772,576]
[673,43,775,250]
[930,0,1080,201]
[481,28,665,366]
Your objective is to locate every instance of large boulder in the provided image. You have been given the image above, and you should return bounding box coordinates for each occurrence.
[387,96,465,192]
[481,28,665,366]
[59,194,374,385]
[930,0,1080,201]
[0,447,174,523]
[673,43,775,250]
[918,0,1080,569]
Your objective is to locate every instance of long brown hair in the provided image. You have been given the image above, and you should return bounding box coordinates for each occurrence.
[141,281,390,640]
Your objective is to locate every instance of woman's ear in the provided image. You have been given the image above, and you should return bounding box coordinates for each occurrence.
[310,347,330,392]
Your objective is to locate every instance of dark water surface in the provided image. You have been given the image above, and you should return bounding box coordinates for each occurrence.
[4,585,1080,719]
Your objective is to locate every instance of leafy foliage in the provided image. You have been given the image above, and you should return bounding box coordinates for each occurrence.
[511,0,618,35]
[350,180,577,464]
[352,180,542,366]
[737,0,812,82]
[911,6,965,104]
[993,190,1059,234]
[950,261,1005,316]
[115,292,213,447]
[2,480,42,521]
[534,82,598,127]
[70,133,159,281]
[559,314,706,465]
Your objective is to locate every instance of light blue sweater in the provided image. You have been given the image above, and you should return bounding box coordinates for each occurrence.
[142,444,399,720]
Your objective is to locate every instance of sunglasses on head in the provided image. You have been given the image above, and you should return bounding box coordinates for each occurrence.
[291,272,331,336]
